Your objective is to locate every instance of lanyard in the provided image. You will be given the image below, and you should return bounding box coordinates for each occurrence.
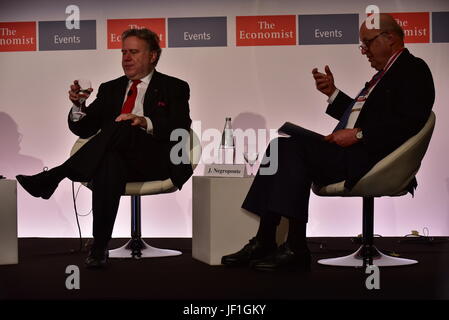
[357,48,405,100]
[366,48,405,92]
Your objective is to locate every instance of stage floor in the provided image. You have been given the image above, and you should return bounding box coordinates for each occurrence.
[1,237,449,303]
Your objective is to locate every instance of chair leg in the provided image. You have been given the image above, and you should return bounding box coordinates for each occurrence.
[361,197,375,266]
[108,195,182,259]
[317,197,418,267]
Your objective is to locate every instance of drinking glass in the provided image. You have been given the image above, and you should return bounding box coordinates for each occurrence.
[73,78,91,116]
[243,152,259,175]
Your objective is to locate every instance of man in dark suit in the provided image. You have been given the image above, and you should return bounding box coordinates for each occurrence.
[16,28,192,268]
[222,14,435,271]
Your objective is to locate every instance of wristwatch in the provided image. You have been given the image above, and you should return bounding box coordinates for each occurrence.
[356,130,364,140]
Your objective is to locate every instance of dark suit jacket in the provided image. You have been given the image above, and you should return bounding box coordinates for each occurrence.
[326,49,435,190]
[68,70,193,189]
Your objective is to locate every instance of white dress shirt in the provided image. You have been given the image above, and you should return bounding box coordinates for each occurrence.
[70,70,155,134]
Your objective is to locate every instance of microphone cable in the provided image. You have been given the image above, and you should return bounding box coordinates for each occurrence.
[71,181,92,253]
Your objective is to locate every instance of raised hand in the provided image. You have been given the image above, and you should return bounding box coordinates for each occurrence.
[312,65,336,97]
[69,80,93,108]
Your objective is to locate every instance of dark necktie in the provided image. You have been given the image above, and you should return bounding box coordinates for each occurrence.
[333,70,383,132]
[121,80,141,114]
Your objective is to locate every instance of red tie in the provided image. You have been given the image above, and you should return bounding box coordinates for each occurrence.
[121,80,141,114]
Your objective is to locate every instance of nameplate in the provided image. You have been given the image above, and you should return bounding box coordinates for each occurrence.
[204,164,247,177]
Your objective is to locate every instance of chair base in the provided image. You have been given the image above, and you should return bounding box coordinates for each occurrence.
[318,245,418,267]
[108,238,182,259]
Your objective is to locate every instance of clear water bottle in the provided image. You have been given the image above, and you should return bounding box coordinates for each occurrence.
[220,117,235,164]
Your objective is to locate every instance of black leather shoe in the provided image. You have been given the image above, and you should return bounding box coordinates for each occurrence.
[250,242,311,272]
[221,238,277,267]
[85,250,109,269]
[16,170,61,199]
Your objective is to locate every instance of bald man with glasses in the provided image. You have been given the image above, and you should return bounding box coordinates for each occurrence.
[222,14,435,272]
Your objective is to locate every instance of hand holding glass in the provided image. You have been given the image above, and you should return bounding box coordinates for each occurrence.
[73,79,92,116]
[77,79,91,103]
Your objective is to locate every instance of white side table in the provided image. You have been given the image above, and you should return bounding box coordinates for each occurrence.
[192,176,287,265]
[0,179,18,265]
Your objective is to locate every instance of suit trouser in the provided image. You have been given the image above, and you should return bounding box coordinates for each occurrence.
[61,121,170,251]
[242,135,348,224]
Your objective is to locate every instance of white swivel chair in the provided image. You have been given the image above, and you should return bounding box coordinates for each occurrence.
[70,130,202,259]
[312,111,436,267]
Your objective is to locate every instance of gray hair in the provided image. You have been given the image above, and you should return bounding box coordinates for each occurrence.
[121,28,162,66]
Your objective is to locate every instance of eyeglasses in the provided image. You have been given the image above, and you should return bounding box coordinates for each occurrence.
[359,32,387,52]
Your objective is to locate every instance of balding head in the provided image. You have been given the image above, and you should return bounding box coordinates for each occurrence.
[360,13,405,46]
[379,14,404,40]
[359,13,405,70]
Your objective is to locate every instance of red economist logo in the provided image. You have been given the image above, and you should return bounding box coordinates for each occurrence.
[236,15,296,46]
[387,12,429,43]
[107,18,166,49]
[0,22,36,52]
